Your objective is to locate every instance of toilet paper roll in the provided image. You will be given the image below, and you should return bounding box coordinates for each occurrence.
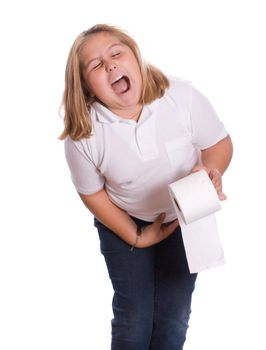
[168,170,225,273]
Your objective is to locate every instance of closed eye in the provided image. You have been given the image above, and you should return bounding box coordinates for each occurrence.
[111,52,120,57]
[91,61,102,70]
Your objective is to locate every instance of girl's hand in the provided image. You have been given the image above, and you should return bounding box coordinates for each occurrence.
[191,165,227,201]
[137,213,179,248]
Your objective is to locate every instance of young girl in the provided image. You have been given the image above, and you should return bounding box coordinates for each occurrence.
[60,24,233,350]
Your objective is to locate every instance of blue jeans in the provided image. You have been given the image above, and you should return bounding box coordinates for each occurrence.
[94,217,197,350]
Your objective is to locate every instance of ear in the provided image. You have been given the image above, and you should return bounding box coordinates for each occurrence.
[84,84,95,98]
[87,85,95,98]
[81,76,95,97]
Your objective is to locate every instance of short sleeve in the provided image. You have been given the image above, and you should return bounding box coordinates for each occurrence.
[190,86,228,150]
[64,137,105,195]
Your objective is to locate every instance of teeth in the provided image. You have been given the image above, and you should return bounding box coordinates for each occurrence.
[111,75,123,84]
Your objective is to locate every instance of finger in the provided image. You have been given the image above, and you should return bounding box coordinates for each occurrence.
[154,213,166,228]
[209,169,223,192]
[162,219,179,236]
[209,168,220,181]
[191,165,205,173]
[212,177,222,192]
[218,191,227,201]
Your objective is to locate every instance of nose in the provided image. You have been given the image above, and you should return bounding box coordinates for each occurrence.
[105,61,117,72]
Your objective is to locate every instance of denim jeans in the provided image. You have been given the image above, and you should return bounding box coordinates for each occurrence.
[94,217,197,350]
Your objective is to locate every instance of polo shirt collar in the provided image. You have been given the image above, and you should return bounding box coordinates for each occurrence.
[92,100,158,125]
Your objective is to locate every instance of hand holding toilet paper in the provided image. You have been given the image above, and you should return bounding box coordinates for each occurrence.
[168,170,225,273]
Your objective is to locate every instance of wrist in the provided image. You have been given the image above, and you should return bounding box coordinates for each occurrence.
[130,226,143,251]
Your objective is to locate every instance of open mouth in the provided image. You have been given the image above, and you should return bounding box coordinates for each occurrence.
[111,75,131,94]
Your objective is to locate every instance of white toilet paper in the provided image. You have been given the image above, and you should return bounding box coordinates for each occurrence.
[168,170,225,273]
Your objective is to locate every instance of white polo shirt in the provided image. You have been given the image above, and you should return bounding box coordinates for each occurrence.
[64,77,228,222]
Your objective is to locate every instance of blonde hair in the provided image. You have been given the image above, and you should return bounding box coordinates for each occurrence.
[59,24,169,141]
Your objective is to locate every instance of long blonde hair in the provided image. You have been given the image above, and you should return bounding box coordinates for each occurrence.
[59,24,169,141]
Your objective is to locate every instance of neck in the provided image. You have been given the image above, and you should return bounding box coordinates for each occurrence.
[110,104,143,122]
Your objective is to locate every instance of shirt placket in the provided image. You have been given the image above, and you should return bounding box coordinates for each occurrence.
[135,115,159,161]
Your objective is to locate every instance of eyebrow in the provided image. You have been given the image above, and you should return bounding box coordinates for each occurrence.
[84,43,123,69]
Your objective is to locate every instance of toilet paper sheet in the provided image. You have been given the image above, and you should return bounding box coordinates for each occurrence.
[168,170,225,273]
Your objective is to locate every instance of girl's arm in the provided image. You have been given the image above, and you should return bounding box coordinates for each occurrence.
[192,134,233,199]
[79,188,179,248]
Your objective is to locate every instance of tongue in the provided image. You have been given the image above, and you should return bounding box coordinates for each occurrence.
[112,77,129,94]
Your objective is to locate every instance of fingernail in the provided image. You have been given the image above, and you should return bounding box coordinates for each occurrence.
[219,192,227,200]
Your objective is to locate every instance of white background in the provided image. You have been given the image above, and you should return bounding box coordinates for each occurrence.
[0,0,265,349]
